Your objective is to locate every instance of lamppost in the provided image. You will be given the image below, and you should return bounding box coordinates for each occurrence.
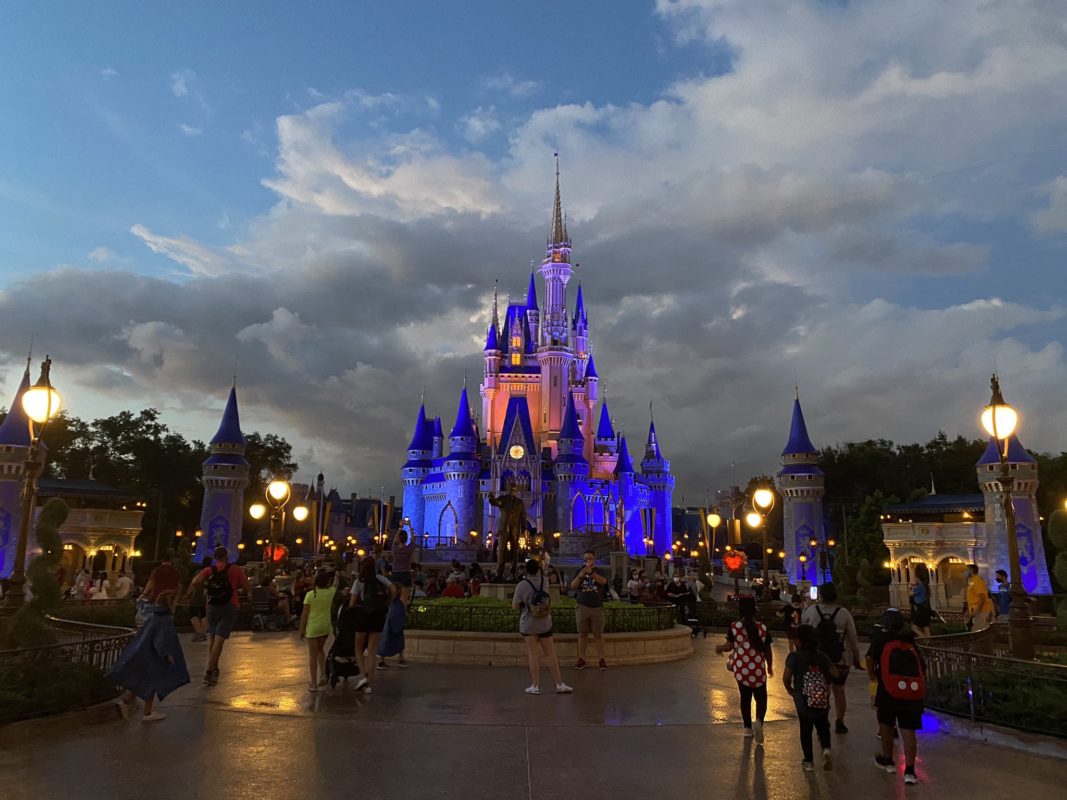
[249,478,307,578]
[798,553,809,583]
[747,487,775,589]
[979,374,1033,659]
[706,512,721,574]
[0,357,62,617]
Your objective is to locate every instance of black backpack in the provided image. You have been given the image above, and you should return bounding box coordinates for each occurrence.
[359,579,389,617]
[523,577,552,618]
[816,605,844,662]
[206,564,233,607]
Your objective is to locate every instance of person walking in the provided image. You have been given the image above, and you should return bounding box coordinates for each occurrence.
[570,550,608,670]
[390,528,418,604]
[993,569,1011,619]
[909,563,933,638]
[187,546,249,686]
[513,558,572,695]
[866,608,926,785]
[782,594,803,653]
[964,564,993,630]
[377,589,409,669]
[801,582,861,733]
[716,595,773,741]
[783,624,837,771]
[299,569,336,691]
[108,574,189,722]
[348,556,393,694]
[187,557,211,642]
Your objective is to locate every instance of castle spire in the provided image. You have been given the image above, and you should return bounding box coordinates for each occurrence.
[210,384,245,446]
[0,363,32,447]
[526,270,539,311]
[449,386,476,440]
[549,152,565,245]
[491,280,500,331]
[615,435,635,475]
[574,283,586,324]
[596,401,615,440]
[782,392,816,456]
[559,392,584,443]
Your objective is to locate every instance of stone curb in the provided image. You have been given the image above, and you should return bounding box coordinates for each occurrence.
[0,696,121,744]
[928,710,1067,761]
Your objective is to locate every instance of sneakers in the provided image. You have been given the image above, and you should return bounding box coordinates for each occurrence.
[203,669,219,686]
[395,659,409,668]
[524,684,541,695]
[363,686,372,695]
[141,712,167,722]
[904,768,919,785]
[354,677,369,691]
[822,748,833,771]
[376,662,390,670]
[835,719,849,734]
[802,761,815,772]
[874,755,896,773]
[575,658,587,670]
[555,682,574,694]
[598,658,607,671]
[743,727,754,738]
[753,720,764,743]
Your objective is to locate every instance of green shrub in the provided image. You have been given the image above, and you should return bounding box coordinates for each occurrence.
[926,668,1067,738]
[0,659,115,724]
[13,499,69,647]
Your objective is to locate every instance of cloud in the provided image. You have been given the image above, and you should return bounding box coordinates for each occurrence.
[129,224,234,276]
[481,72,542,98]
[88,246,116,263]
[179,124,202,137]
[170,69,194,98]
[458,106,501,143]
[1032,175,1067,234]
[100,67,118,80]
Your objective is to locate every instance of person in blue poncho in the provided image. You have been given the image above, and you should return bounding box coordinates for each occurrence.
[108,578,190,722]
[376,591,409,669]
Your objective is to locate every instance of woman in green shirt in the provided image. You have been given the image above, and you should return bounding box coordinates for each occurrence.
[300,570,336,691]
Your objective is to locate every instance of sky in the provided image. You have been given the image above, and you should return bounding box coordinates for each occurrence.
[1,0,1067,501]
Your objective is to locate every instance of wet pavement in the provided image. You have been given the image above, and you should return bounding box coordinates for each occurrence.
[0,631,1063,799]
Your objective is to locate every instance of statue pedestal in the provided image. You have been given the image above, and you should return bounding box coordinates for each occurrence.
[478,582,562,603]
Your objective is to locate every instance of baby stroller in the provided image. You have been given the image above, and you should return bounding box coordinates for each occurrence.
[675,594,707,639]
[326,603,361,688]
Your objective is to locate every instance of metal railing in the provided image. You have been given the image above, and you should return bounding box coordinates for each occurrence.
[407,602,677,634]
[918,639,1067,738]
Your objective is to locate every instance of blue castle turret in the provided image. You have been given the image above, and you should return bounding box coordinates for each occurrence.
[976,433,1052,594]
[0,364,31,578]
[401,404,434,537]
[773,390,826,583]
[639,415,674,556]
[195,384,250,560]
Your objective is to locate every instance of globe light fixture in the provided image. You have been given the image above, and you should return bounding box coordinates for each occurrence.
[980,377,1018,441]
[752,488,775,511]
[744,511,763,528]
[706,512,721,528]
[291,505,309,522]
[267,479,291,504]
[249,503,267,520]
[21,363,62,424]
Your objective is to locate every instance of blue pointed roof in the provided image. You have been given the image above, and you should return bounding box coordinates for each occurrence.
[596,403,615,440]
[526,272,538,312]
[560,393,584,442]
[433,416,443,439]
[209,385,245,446]
[574,284,586,324]
[407,405,433,452]
[646,418,663,459]
[586,355,598,379]
[449,387,476,439]
[977,435,1036,466]
[500,396,536,451]
[484,324,499,352]
[615,436,635,474]
[782,396,816,456]
[0,368,32,447]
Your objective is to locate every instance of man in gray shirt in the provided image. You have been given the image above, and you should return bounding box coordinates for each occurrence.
[801,582,861,733]
[568,549,608,670]
[513,558,573,695]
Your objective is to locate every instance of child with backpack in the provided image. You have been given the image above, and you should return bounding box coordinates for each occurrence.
[782,594,803,653]
[348,555,395,694]
[783,625,838,771]
[715,596,773,742]
[865,608,926,785]
[512,558,573,695]
[800,582,861,733]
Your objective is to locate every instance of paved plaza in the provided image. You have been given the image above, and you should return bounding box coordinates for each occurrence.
[0,632,1063,799]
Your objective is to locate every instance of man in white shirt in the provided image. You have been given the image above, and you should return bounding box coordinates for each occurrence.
[801,581,861,734]
[113,573,135,599]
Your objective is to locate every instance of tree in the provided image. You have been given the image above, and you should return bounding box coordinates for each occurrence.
[844,491,896,569]
[1048,511,1067,629]
[244,432,298,497]
[12,499,69,647]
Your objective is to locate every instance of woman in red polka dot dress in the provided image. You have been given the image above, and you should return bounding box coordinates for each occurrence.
[716,595,774,742]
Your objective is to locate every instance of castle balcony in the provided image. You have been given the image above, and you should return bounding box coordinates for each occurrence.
[881,521,981,547]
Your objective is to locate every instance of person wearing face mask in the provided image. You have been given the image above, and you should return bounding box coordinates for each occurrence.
[993,569,1011,619]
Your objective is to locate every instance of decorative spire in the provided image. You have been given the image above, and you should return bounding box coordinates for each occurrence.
[484,324,499,352]
[559,392,584,442]
[596,402,615,440]
[449,386,476,440]
[549,153,565,245]
[782,392,817,456]
[977,434,1036,466]
[491,280,500,331]
[585,354,598,380]
[645,413,663,460]
[574,283,586,325]
[615,436,635,475]
[0,363,32,447]
[407,404,433,452]
[209,384,245,446]
[526,270,539,312]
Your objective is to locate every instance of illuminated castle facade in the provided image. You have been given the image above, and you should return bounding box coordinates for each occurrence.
[402,165,674,557]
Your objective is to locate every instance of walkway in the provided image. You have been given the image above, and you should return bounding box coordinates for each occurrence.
[0,632,1062,799]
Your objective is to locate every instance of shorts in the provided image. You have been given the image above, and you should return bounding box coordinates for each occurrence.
[576,604,605,636]
[391,570,413,587]
[521,629,554,639]
[206,604,238,640]
[876,701,923,731]
[189,605,206,619]
[831,664,851,686]
[912,604,933,628]
[354,611,387,634]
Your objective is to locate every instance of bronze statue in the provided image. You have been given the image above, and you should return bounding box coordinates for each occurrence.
[488,483,527,577]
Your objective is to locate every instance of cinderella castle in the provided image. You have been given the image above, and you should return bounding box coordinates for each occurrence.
[401,164,674,558]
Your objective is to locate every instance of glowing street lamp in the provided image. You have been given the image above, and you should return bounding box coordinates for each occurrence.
[979,373,1032,658]
[0,357,62,616]
[253,477,308,577]
[749,488,776,590]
